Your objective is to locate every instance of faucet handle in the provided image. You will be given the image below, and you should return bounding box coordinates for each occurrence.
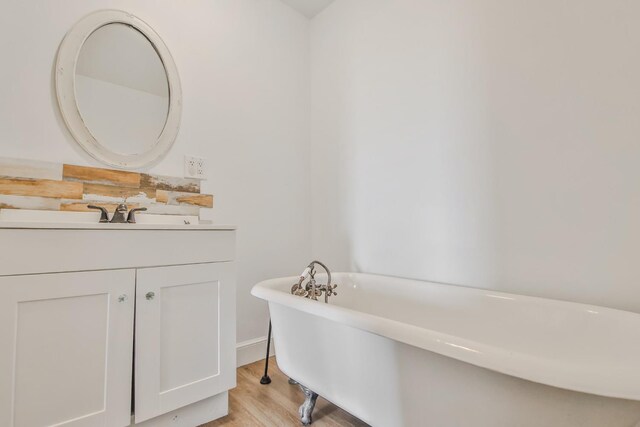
[327,283,338,297]
[127,207,148,224]
[87,205,109,223]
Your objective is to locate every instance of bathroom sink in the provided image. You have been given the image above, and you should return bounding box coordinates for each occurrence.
[0,208,199,225]
[0,209,228,229]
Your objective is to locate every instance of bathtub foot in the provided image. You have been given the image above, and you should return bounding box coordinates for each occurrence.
[298,384,318,425]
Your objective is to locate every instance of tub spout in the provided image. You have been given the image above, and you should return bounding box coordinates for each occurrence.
[291,260,337,303]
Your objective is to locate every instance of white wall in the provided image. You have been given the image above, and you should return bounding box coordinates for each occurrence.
[310,0,640,313]
[0,0,311,343]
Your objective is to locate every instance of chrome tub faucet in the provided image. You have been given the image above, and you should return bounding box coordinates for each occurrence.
[291,260,338,303]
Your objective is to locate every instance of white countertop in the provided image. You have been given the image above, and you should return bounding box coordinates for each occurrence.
[0,209,236,230]
[0,222,236,230]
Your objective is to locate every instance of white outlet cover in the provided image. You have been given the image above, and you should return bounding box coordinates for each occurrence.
[184,155,207,180]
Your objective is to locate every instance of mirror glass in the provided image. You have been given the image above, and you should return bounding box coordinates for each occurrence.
[74,23,169,156]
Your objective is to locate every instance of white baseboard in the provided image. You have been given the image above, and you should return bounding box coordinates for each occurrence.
[236,336,275,367]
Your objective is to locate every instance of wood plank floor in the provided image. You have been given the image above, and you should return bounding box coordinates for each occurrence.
[202,357,369,427]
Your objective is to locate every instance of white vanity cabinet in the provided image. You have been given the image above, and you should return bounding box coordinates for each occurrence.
[0,269,136,427]
[0,223,236,427]
[135,263,235,423]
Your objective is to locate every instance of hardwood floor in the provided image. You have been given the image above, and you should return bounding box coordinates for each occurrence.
[202,357,369,427]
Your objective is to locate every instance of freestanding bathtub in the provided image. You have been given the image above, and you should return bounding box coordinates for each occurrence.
[252,273,640,427]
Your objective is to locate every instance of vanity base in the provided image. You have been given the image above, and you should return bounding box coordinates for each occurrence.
[130,392,228,426]
[0,226,236,427]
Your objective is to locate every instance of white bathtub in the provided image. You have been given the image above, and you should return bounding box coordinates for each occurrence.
[252,273,640,427]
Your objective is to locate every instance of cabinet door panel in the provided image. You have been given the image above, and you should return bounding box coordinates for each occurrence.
[0,270,135,427]
[135,263,235,423]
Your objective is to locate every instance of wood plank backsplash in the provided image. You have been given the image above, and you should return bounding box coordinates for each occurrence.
[0,158,213,216]
[62,164,141,188]
[0,178,83,199]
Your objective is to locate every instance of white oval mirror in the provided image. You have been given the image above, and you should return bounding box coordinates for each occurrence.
[56,10,181,169]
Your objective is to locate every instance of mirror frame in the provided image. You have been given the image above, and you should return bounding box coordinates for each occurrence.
[55,10,182,170]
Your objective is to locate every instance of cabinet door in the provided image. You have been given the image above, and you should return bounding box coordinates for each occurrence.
[0,270,135,427]
[135,262,236,423]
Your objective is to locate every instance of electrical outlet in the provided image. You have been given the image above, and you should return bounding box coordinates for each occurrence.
[184,156,207,180]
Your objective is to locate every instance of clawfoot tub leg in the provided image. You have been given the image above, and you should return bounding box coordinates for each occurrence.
[298,384,319,425]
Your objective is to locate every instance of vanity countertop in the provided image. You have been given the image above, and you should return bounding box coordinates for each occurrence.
[0,222,236,230]
[0,209,235,230]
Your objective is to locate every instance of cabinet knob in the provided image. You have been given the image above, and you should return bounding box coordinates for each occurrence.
[146,292,155,300]
[118,294,128,303]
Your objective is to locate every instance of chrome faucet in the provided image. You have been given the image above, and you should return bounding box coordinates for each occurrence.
[87,204,147,223]
[291,260,338,303]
